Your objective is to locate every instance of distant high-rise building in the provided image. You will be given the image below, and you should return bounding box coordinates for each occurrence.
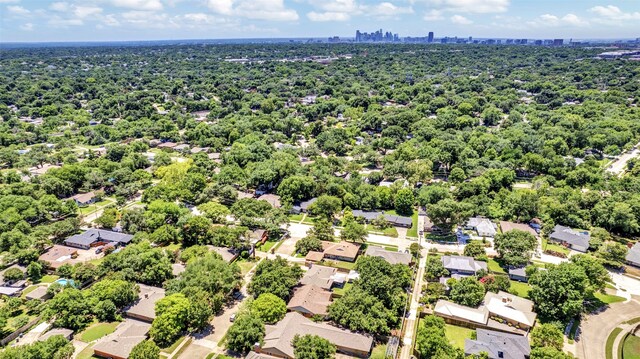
[428,32,434,43]
[553,39,564,46]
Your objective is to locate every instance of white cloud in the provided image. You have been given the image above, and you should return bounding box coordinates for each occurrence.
[0,0,21,3]
[49,2,69,11]
[102,14,120,26]
[450,14,472,24]
[20,22,33,31]
[75,6,103,18]
[207,0,233,15]
[307,11,350,21]
[369,2,413,18]
[315,0,358,12]
[589,5,640,20]
[7,5,29,15]
[427,0,509,13]
[208,0,299,21]
[424,9,443,20]
[48,16,84,26]
[109,0,163,11]
[529,13,588,27]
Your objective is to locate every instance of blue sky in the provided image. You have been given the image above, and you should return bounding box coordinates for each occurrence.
[1,0,639,42]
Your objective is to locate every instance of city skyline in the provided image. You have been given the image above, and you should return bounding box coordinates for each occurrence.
[1,0,640,43]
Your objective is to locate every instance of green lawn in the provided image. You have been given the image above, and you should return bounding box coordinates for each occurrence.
[88,257,105,266]
[509,280,531,298]
[407,211,419,238]
[332,282,353,297]
[606,327,623,359]
[365,225,399,237]
[288,214,303,222]
[445,324,475,349]
[78,199,113,215]
[594,291,626,305]
[487,259,506,274]
[79,322,119,342]
[38,275,59,284]
[161,336,187,353]
[624,317,640,325]
[324,260,357,271]
[623,334,640,359]
[76,345,97,359]
[370,344,388,359]
[258,240,278,253]
[237,260,257,276]
[542,239,570,255]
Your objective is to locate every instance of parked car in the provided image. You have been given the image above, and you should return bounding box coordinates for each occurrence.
[230,313,236,322]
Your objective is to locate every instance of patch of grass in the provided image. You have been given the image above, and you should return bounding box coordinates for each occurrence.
[407,211,419,238]
[370,344,388,359]
[76,345,97,359]
[623,334,640,359]
[594,291,626,305]
[161,336,187,353]
[288,214,303,222]
[509,280,531,298]
[258,240,277,253]
[606,327,623,359]
[542,239,570,255]
[38,275,59,284]
[332,282,353,297]
[79,322,119,342]
[445,324,475,349]
[624,317,640,325]
[237,260,256,276]
[323,260,357,271]
[487,259,506,274]
[78,199,112,215]
[88,257,105,266]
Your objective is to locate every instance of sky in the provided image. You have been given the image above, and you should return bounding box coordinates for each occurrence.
[1,0,639,42]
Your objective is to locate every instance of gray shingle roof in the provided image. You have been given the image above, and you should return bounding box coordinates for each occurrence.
[441,255,487,273]
[465,329,531,359]
[64,229,133,247]
[549,225,590,249]
[626,242,640,266]
[365,246,412,265]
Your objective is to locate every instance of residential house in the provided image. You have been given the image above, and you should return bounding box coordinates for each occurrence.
[466,217,497,237]
[124,284,165,323]
[434,291,537,334]
[38,328,74,342]
[300,265,337,290]
[365,246,413,266]
[465,329,531,359]
[64,229,133,250]
[351,210,413,228]
[549,225,590,252]
[508,267,529,282]
[173,144,190,151]
[208,246,239,263]
[441,255,488,275]
[0,264,26,286]
[484,291,537,330]
[499,221,538,237]
[248,229,268,246]
[286,284,332,317]
[255,312,373,358]
[25,286,51,301]
[39,245,78,270]
[157,142,177,149]
[92,320,151,359]
[28,164,60,177]
[290,198,317,214]
[322,241,361,262]
[423,216,443,234]
[257,194,281,208]
[71,191,96,206]
[626,242,640,268]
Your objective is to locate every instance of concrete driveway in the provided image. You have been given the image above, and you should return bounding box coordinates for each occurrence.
[576,296,640,359]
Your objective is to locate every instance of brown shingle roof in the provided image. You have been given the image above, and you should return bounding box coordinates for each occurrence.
[71,191,95,204]
[124,284,165,322]
[287,285,332,316]
[38,245,77,269]
[322,241,361,261]
[261,312,373,358]
[300,265,337,290]
[305,251,324,262]
[92,320,151,359]
[499,221,538,237]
